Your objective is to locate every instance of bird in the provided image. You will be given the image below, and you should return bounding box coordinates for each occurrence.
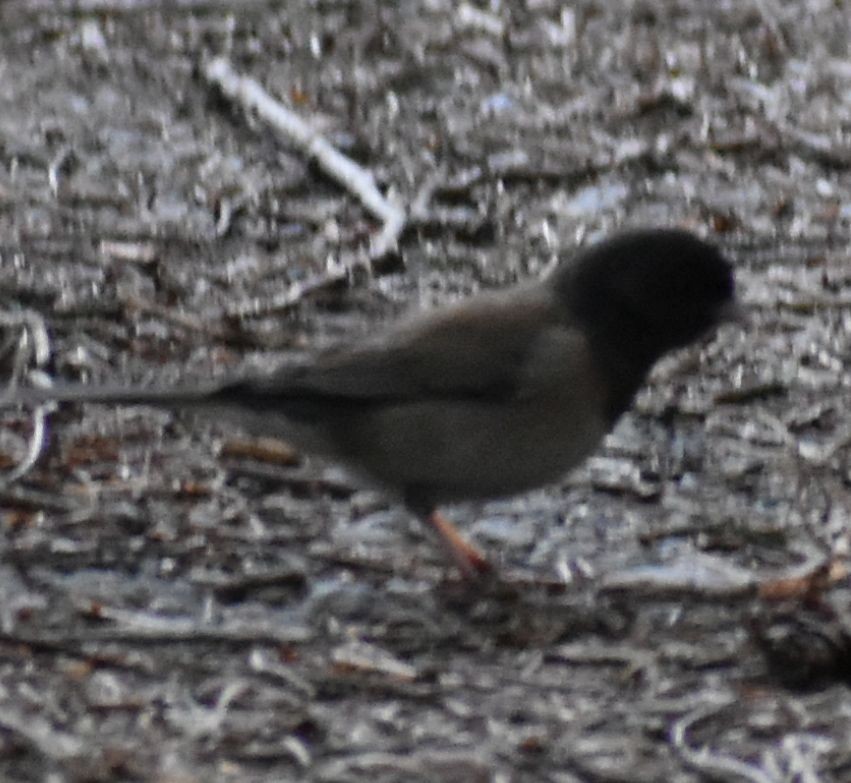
[3,228,743,578]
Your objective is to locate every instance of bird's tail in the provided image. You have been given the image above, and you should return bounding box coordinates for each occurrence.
[0,381,223,409]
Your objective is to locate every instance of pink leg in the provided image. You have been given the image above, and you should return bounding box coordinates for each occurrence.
[423,510,492,579]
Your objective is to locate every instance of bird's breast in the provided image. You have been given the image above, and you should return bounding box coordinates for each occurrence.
[334,390,608,503]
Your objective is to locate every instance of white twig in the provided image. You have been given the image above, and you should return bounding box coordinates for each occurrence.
[0,311,53,484]
[225,261,359,319]
[203,57,406,259]
[3,407,48,485]
[671,696,781,783]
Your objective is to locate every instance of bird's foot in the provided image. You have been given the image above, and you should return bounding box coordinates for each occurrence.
[424,510,493,580]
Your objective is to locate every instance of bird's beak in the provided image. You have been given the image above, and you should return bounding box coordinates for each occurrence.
[717,300,749,327]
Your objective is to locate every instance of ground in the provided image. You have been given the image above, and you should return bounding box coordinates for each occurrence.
[0,1,850,781]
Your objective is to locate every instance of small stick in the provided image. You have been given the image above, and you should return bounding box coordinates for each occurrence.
[224,260,358,319]
[0,311,52,484]
[671,697,778,783]
[203,57,406,260]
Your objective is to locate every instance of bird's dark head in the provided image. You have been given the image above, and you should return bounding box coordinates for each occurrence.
[558,228,739,363]
[554,228,741,421]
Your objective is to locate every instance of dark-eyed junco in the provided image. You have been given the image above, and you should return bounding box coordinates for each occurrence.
[4,228,742,577]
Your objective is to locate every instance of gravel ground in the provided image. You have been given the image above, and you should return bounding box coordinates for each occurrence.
[0,1,850,781]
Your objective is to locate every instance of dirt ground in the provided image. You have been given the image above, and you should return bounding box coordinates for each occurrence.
[0,1,850,781]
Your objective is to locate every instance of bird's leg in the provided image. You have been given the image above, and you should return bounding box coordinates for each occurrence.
[420,509,493,579]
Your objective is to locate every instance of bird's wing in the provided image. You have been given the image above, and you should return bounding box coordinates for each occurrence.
[0,284,598,416]
[215,283,589,408]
